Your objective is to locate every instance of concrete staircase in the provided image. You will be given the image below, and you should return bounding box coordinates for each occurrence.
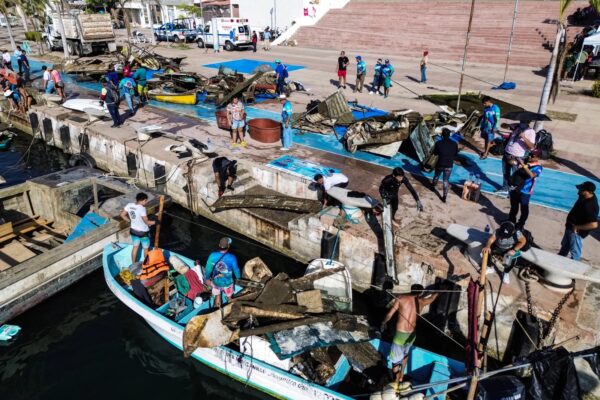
[292,0,585,67]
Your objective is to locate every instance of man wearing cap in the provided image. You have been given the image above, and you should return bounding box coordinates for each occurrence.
[370,58,383,95]
[205,237,240,308]
[482,221,528,280]
[559,182,599,261]
[275,59,288,96]
[355,56,367,93]
[379,167,423,221]
[431,128,459,203]
[380,284,439,383]
[100,78,122,128]
[479,96,500,160]
[508,149,543,229]
[280,95,293,150]
[381,59,395,98]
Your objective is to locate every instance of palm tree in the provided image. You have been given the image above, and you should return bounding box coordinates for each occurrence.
[0,0,17,50]
[535,0,574,130]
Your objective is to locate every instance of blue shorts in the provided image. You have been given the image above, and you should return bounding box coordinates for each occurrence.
[132,235,150,249]
[480,130,495,141]
[232,119,245,129]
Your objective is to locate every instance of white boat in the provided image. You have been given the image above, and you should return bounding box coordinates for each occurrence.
[103,243,466,400]
[305,258,353,312]
[61,98,108,116]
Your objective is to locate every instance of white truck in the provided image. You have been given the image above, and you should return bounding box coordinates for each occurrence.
[43,11,116,56]
[194,18,252,51]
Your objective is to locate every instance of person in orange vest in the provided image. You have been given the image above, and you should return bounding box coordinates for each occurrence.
[138,247,170,288]
[120,192,157,263]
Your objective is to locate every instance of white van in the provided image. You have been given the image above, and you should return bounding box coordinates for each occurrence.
[0,15,18,27]
[195,18,252,51]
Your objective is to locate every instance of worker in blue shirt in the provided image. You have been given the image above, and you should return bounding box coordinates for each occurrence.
[479,96,501,159]
[370,58,383,95]
[275,59,288,96]
[355,56,367,93]
[280,95,293,150]
[205,237,240,308]
[381,59,395,98]
[508,149,543,229]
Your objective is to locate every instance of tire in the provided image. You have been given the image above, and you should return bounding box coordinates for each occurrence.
[224,41,234,51]
[154,33,160,42]
[75,42,83,56]
[196,38,204,48]
[46,39,54,51]
[172,35,180,43]
[67,41,76,56]
[68,153,97,168]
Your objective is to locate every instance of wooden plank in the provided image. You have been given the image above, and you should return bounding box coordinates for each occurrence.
[0,222,13,237]
[0,241,36,264]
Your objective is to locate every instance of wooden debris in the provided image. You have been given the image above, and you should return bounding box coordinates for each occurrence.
[242,257,273,283]
[289,266,346,291]
[255,273,294,305]
[296,290,324,313]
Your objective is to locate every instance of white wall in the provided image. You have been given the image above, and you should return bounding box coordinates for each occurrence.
[233,0,304,32]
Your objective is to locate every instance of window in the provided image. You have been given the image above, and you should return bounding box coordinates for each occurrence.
[204,25,210,33]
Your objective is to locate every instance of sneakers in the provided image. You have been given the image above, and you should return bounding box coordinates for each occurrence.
[485,266,496,275]
[226,185,234,192]
[494,187,509,196]
[502,272,510,284]
[240,141,247,148]
[230,142,238,148]
[369,91,374,95]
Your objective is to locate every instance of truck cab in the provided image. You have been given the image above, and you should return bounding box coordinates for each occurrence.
[195,18,252,51]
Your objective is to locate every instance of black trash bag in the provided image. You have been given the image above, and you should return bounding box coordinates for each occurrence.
[528,347,581,400]
[575,346,600,379]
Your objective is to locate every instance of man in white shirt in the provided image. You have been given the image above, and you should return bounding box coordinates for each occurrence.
[2,50,12,70]
[498,121,536,193]
[314,171,349,206]
[41,66,54,94]
[120,192,156,263]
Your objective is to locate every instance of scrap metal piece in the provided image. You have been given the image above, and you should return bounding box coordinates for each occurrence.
[209,194,321,213]
[344,115,411,153]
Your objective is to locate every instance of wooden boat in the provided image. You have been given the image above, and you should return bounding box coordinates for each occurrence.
[148,85,197,105]
[103,243,466,400]
[153,72,206,91]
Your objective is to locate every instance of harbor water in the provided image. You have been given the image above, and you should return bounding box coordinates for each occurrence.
[0,135,305,400]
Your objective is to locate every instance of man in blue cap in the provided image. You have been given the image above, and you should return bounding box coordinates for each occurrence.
[275,59,288,96]
[355,56,367,93]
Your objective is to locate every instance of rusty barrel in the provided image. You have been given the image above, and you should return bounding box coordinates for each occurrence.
[215,109,230,130]
[247,118,281,143]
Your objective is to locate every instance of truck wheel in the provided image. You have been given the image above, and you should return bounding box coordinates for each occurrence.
[172,35,180,43]
[46,39,54,51]
[68,153,97,168]
[75,42,83,56]
[224,41,234,51]
[196,38,204,48]
[67,41,76,56]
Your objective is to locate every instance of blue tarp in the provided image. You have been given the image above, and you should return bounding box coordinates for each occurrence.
[203,59,305,74]
[65,212,108,242]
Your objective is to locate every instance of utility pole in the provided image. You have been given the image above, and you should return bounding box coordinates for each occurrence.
[456,0,476,113]
[55,0,70,59]
[503,0,519,83]
[273,0,277,30]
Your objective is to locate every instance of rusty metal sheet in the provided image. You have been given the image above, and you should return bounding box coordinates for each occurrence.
[210,194,321,213]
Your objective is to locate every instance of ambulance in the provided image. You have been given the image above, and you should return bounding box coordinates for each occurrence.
[194,18,252,51]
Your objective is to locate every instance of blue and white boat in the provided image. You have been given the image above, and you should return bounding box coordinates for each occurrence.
[103,243,466,400]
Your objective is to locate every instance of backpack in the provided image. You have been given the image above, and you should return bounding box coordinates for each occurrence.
[509,167,530,191]
[282,65,289,79]
[519,229,534,252]
[535,130,553,160]
[490,138,506,156]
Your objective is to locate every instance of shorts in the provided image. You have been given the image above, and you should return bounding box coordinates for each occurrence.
[231,119,245,129]
[211,282,234,298]
[137,84,148,96]
[55,82,64,88]
[337,70,347,78]
[388,331,415,367]
[383,77,392,88]
[480,129,495,141]
[132,235,151,249]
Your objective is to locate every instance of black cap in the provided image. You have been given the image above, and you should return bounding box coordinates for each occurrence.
[314,173,323,181]
[497,221,515,239]
[392,167,404,177]
[576,181,596,193]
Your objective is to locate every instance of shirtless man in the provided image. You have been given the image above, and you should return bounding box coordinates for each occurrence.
[380,284,439,383]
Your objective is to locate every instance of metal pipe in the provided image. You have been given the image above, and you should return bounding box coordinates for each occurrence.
[456,0,477,113]
[503,0,520,83]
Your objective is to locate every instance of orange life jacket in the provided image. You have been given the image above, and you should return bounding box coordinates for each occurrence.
[139,248,169,281]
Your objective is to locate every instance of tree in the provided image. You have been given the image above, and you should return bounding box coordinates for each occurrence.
[535,0,574,130]
[589,0,600,13]
[0,0,17,50]
[179,4,202,18]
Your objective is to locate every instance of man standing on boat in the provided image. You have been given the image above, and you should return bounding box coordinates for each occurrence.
[205,237,240,309]
[380,284,439,383]
[120,192,156,263]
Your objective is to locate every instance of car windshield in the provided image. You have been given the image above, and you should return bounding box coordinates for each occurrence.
[239,25,249,34]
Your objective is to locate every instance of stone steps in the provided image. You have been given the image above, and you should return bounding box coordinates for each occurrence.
[291,0,585,67]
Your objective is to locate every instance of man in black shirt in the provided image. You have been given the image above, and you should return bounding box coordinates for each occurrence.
[212,157,237,197]
[558,181,599,261]
[431,128,459,203]
[336,50,349,89]
[379,167,423,220]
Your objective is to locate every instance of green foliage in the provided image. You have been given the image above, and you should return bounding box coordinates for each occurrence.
[589,0,600,14]
[559,0,575,23]
[179,4,202,17]
[85,0,117,12]
[592,80,600,98]
[25,31,43,42]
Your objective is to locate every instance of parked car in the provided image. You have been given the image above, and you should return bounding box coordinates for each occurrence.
[154,22,192,42]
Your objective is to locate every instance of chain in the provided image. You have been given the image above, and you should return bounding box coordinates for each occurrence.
[542,287,574,341]
[524,281,544,347]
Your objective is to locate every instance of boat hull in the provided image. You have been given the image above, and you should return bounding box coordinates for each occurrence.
[149,92,197,105]
[103,244,352,400]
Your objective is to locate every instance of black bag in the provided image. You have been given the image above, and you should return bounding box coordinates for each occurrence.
[475,375,526,400]
[130,228,149,238]
[535,129,553,160]
[509,167,530,191]
[528,347,581,400]
[490,138,506,156]
[519,229,534,252]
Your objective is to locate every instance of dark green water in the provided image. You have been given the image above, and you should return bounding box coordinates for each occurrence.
[0,136,305,400]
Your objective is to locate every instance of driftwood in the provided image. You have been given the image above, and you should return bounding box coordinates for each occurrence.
[223,302,307,323]
[242,257,273,283]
